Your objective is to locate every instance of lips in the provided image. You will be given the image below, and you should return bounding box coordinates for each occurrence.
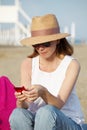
[40,51,47,54]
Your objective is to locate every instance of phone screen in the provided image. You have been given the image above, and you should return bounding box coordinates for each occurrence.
[14,86,26,93]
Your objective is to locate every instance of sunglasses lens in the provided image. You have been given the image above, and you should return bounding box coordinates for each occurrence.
[32,42,51,48]
[32,44,39,48]
[43,42,51,47]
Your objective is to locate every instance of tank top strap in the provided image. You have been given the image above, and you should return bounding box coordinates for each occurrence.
[54,55,74,75]
[32,56,39,73]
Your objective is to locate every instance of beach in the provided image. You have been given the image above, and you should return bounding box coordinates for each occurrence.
[0,44,87,122]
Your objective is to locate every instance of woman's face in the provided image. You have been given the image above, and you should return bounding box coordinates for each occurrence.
[33,40,58,59]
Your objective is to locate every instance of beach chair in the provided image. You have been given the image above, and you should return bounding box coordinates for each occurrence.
[0,76,16,130]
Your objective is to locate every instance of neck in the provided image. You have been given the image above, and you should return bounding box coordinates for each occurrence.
[39,54,64,63]
[39,54,64,72]
[39,56,56,65]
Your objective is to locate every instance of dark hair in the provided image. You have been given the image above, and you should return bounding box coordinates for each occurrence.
[28,48,38,58]
[56,38,73,56]
[28,38,73,58]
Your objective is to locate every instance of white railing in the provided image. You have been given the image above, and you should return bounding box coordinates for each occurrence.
[0,24,30,46]
[0,0,31,46]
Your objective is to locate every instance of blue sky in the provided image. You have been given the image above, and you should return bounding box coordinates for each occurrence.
[0,0,87,41]
[20,0,87,41]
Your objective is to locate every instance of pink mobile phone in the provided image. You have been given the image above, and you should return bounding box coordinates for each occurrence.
[14,86,26,93]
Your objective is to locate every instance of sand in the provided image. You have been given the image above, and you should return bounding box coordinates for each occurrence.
[0,44,87,123]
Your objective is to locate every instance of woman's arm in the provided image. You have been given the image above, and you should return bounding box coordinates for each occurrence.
[20,58,32,88]
[16,58,32,108]
[41,59,81,109]
[23,59,80,109]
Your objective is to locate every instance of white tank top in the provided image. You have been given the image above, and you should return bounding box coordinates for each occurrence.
[29,55,85,124]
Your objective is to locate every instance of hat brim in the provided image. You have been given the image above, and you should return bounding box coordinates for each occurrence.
[20,33,70,46]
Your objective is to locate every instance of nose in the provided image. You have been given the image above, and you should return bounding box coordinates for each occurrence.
[36,45,45,50]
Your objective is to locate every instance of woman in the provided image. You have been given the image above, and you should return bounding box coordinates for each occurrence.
[9,14,85,130]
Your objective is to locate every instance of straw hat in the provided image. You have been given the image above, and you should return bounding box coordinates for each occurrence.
[20,14,70,46]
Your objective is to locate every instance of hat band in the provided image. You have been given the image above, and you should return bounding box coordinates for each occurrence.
[31,27,60,37]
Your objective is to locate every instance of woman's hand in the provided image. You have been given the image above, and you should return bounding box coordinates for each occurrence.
[15,91,29,108]
[15,91,27,102]
[22,85,44,102]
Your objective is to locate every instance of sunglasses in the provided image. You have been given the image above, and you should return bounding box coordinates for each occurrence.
[32,42,51,48]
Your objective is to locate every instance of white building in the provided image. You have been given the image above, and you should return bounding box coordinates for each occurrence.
[64,22,76,44]
[0,0,31,45]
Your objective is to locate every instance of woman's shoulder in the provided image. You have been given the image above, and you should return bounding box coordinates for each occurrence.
[66,55,80,67]
[65,56,81,79]
[68,56,81,72]
[63,55,80,73]
[21,56,39,67]
[21,57,32,70]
